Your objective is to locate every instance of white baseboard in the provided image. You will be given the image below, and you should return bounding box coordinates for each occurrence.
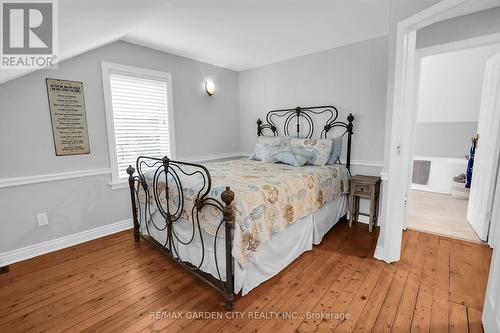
[357,214,370,224]
[347,211,370,225]
[0,219,133,266]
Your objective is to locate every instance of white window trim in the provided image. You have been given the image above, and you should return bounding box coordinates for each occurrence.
[101,61,176,189]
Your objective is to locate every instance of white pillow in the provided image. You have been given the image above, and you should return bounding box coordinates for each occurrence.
[290,138,333,166]
[249,136,289,163]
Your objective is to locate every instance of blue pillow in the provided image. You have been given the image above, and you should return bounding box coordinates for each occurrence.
[327,136,343,165]
[275,151,308,167]
[290,138,333,166]
[275,149,314,167]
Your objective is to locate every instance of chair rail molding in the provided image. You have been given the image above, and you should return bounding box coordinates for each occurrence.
[0,168,112,188]
[240,152,384,169]
[0,153,245,190]
[347,160,384,168]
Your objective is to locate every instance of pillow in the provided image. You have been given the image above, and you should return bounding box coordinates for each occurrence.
[291,138,333,166]
[275,150,311,167]
[249,136,289,163]
[327,136,343,165]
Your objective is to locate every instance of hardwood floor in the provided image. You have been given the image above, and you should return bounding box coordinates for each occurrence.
[0,222,491,332]
[407,190,482,243]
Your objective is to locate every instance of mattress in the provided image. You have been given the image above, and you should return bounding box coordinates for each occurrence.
[139,158,349,268]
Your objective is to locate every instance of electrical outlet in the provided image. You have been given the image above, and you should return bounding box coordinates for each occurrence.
[37,213,49,227]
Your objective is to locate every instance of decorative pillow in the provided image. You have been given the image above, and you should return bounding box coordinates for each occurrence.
[275,150,311,167]
[327,136,343,165]
[249,136,289,163]
[291,138,333,166]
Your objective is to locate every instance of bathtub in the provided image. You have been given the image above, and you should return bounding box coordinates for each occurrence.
[411,156,468,194]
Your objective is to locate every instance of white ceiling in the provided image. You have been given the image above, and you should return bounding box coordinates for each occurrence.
[123,0,391,71]
[0,0,391,84]
[0,0,169,84]
[1,0,500,84]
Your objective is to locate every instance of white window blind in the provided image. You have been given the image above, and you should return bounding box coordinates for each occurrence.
[109,72,171,180]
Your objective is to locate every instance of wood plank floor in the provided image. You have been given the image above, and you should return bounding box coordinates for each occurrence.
[407,190,482,243]
[0,222,491,333]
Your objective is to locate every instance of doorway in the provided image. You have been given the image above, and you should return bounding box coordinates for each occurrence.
[376,1,500,264]
[379,2,500,330]
[407,44,500,243]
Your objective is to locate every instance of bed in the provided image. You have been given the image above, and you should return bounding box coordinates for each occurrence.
[126,105,354,310]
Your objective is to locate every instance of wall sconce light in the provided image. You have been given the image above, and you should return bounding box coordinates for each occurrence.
[205,80,215,96]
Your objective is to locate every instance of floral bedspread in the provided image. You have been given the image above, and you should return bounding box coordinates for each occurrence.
[140,158,349,268]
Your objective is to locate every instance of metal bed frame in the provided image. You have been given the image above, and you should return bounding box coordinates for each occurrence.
[126,105,354,310]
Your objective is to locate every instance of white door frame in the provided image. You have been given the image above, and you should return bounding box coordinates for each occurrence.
[416,33,500,58]
[483,161,500,332]
[377,0,500,263]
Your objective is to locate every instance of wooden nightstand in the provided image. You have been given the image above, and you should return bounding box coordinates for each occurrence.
[349,175,381,232]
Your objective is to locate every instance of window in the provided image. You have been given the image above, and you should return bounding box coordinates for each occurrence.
[102,62,175,187]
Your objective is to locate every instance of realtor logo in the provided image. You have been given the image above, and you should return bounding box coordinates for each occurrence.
[1,0,58,68]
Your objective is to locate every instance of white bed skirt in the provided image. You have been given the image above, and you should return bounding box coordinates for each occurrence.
[141,194,347,295]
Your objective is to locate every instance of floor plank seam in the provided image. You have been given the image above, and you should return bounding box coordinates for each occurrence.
[349,263,395,333]
[380,265,411,330]
[408,279,423,332]
[391,234,428,332]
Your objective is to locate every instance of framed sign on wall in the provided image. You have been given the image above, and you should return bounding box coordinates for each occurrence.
[46,78,90,156]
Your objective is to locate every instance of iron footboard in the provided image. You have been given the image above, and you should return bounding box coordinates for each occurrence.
[126,156,235,310]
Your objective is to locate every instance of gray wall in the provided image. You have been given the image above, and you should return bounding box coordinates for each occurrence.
[416,6,500,49]
[382,0,441,174]
[379,0,441,252]
[414,122,477,158]
[238,36,389,221]
[0,41,239,253]
[416,44,500,123]
[239,36,389,167]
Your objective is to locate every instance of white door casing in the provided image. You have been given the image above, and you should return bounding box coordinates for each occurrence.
[467,51,500,242]
[483,161,500,333]
[376,0,500,264]
[379,1,500,330]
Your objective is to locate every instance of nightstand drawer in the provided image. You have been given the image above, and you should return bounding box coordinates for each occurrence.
[353,183,372,196]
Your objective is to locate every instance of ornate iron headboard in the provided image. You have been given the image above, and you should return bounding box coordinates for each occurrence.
[256,105,354,170]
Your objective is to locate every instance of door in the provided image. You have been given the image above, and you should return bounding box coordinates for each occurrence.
[467,51,500,241]
[484,249,500,333]
[483,166,500,332]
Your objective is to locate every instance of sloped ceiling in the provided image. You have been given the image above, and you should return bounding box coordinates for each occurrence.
[0,0,170,84]
[2,0,500,84]
[123,0,391,71]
